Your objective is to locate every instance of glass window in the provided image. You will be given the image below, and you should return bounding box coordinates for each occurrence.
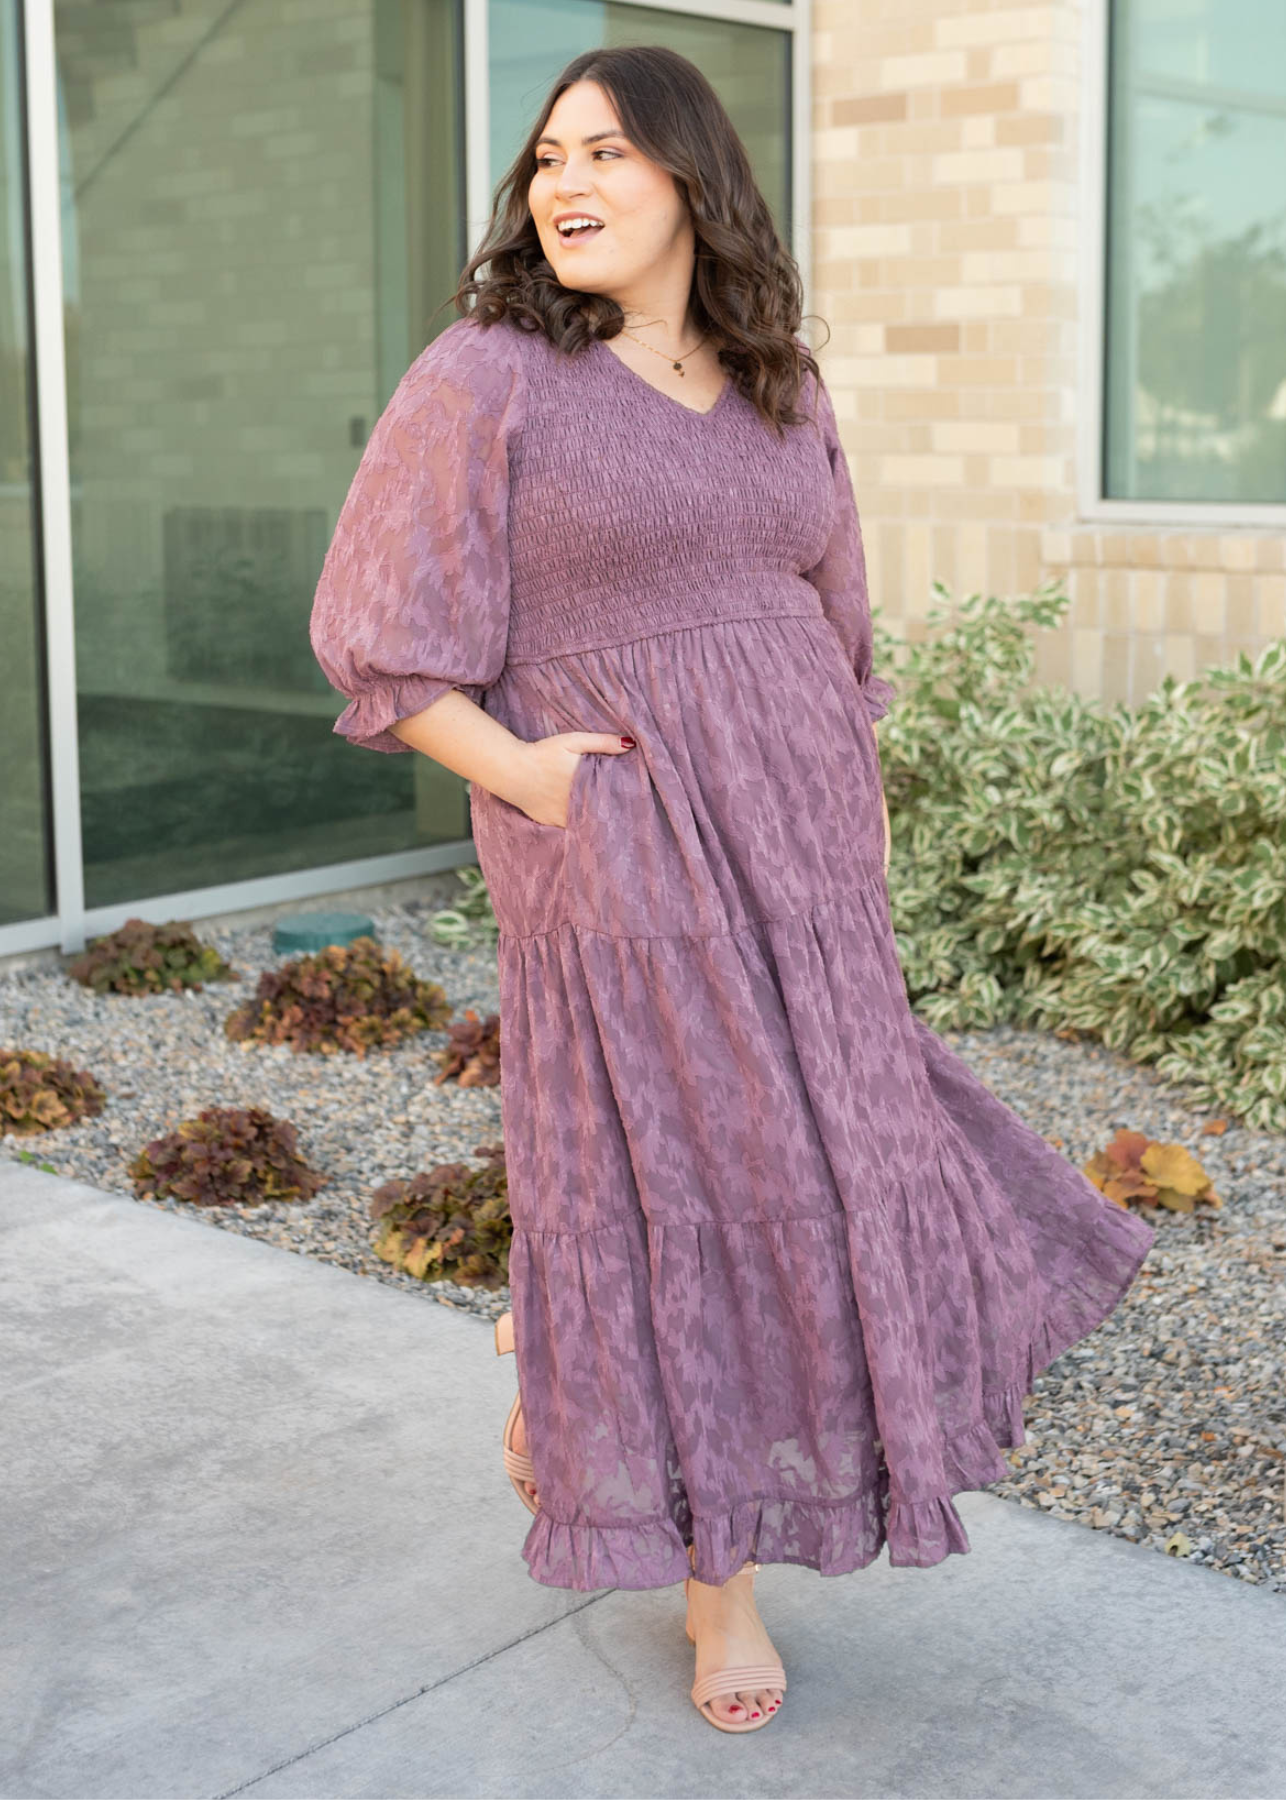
[55,0,466,910]
[490,0,791,238]
[0,0,53,927]
[1104,0,1286,503]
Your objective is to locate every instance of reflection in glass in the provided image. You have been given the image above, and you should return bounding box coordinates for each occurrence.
[0,0,53,926]
[1105,0,1286,501]
[490,0,791,236]
[56,0,465,908]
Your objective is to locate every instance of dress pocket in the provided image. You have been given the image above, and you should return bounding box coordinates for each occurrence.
[565,748,597,833]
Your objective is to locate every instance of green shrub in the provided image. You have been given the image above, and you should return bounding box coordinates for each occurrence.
[371,1143,510,1287]
[426,865,499,949]
[67,917,237,996]
[432,1009,501,1087]
[129,1106,325,1207]
[1,1049,106,1135]
[875,581,1286,1131]
[224,936,451,1056]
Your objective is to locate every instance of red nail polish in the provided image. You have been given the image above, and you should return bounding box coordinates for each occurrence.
[620,736,635,747]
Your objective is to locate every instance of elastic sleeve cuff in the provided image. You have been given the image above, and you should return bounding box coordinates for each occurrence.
[332,674,460,754]
[861,675,897,724]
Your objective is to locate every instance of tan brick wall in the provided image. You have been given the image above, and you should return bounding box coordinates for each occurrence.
[1041,526,1286,701]
[810,0,1285,707]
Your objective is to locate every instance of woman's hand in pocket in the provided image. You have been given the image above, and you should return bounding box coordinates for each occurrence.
[512,732,636,829]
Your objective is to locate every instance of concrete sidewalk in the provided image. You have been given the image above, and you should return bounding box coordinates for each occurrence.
[1,1164,1283,1800]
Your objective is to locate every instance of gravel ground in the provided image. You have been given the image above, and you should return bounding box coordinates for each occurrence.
[3,899,1283,1593]
[1,901,511,1321]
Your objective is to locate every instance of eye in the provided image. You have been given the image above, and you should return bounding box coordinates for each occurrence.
[534,147,620,168]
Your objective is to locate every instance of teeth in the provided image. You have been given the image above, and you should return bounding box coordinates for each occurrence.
[558,217,601,234]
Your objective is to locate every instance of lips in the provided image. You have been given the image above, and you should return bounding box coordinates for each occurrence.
[553,214,605,243]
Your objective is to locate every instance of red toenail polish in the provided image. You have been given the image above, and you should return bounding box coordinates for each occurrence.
[751,1710,761,1718]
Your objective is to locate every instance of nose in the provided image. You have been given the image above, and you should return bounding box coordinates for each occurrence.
[554,158,592,201]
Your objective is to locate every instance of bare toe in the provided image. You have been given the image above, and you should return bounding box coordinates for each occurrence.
[686,1566,781,1727]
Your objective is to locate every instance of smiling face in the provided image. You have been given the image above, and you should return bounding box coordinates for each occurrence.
[528,79,694,306]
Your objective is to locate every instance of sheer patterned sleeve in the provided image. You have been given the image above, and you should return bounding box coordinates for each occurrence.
[802,373,897,725]
[309,318,526,754]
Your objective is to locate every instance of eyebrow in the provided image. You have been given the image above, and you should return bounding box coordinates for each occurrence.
[534,129,626,150]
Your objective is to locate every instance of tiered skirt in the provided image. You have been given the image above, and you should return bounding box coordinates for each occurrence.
[469,614,1154,1590]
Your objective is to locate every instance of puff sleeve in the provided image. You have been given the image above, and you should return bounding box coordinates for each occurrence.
[309,317,526,754]
[802,374,896,725]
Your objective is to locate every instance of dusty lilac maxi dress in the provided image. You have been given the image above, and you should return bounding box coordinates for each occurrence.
[309,311,1155,1592]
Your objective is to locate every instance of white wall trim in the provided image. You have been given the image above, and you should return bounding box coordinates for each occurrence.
[463,0,491,244]
[791,0,810,327]
[601,0,799,24]
[1076,0,1107,522]
[0,915,63,958]
[1072,498,1286,530]
[24,0,85,954]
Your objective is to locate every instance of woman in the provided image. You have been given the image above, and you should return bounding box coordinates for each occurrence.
[310,45,1155,1734]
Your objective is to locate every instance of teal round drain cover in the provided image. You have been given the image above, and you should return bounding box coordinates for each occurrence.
[273,911,376,956]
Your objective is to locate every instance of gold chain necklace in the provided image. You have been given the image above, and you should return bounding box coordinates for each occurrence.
[618,326,708,376]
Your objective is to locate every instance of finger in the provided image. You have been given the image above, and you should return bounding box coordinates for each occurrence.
[571,733,636,754]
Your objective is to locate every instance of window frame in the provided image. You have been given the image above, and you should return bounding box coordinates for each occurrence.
[1078,0,1286,528]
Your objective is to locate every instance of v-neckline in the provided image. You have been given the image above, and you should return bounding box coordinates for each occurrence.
[593,337,733,420]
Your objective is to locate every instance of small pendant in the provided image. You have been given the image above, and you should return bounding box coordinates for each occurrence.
[674,361,684,373]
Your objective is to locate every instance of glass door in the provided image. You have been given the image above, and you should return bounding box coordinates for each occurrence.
[54,0,466,909]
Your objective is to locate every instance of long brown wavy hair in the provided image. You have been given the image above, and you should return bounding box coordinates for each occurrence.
[453,44,823,436]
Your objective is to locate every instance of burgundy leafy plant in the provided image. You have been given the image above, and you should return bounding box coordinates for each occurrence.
[1,1049,105,1136]
[67,918,237,996]
[129,1106,326,1208]
[432,1010,501,1086]
[370,1142,510,1286]
[224,936,451,1056]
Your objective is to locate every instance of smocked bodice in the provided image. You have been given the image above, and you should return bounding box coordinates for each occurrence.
[310,311,891,756]
[501,330,835,663]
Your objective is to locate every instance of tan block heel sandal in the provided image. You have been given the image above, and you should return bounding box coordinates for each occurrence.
[494,1310,538,1513]
[684,1543,787,1732]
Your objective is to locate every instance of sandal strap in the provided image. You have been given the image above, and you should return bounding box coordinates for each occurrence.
[502,1444,535,1480]
[691,1664,786,1708]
